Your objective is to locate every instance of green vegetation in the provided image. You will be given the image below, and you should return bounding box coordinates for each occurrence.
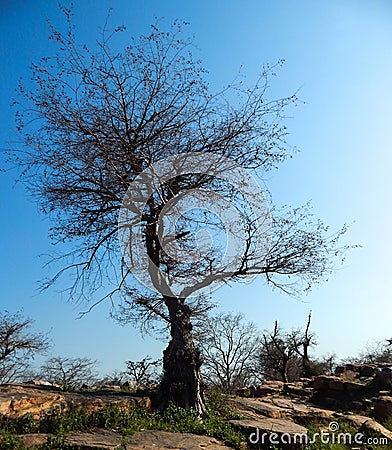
[1,396,392,449]
[0,390,245,449]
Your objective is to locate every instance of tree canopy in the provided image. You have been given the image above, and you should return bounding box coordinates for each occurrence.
[11,8,349,413]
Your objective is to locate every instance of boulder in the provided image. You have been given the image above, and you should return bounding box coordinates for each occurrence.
[375,367,392,387]
[359,365,377,378]
[255,380,284,396]
[334,363,376,379]
[312,375,365,393]
[284,382,313,398]
[230,418,307,447]
[122,380,138,391]
[374,396,392,419]
[237,387,251,398]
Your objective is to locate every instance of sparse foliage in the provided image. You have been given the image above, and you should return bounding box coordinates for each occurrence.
[195,312,260,393]
[0,311,49,383]
[39,356,98,389]
[11,7,349,413]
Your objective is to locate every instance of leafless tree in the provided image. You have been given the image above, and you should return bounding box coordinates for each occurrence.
[98,369,128,387]
[288,312,317,378]
[125,356,161,386]
[256,314,319,382]
[352,341,392,365]
[39,356,98,389]
[0,311,49,383]
[195,312,260,393]
[316,353,337,375]
[257,321,300,382]
[10,7,350,414]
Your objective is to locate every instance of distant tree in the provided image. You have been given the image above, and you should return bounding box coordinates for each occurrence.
[11,7,350,413]
[98,369,128,387]
[288,312,318,378]
[314,353,337,375]
[39,356,98,389]
[353,340,392,365]
[0,311,48,383]
[125,356,161,386]
[195,312,260,393]
[257,321,299,382]
[256,315,319,382]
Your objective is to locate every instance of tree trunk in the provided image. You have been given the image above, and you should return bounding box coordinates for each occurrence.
[155,296,206,416]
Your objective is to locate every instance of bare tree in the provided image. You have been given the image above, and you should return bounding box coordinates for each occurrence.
[0,311,48,383]
[256,314,321,382]
[125,356,161,386]
[195,312,260,393]
[288,312,317,378]
[11,7,349,413]
[39,356,98,389]
[98,370,128,387]
[258,321,299,382]
[353,341,392,365]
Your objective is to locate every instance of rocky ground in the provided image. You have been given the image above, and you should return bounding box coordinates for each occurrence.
[0,363,391,449]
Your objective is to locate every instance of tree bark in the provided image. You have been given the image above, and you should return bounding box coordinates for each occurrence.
[154,296,206,416]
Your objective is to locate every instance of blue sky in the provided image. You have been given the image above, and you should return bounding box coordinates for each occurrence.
[1,0,392,376]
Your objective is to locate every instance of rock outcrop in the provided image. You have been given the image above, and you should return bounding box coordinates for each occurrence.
[0,383,150,420]
[2,365,392,449]
[374,395,392,420]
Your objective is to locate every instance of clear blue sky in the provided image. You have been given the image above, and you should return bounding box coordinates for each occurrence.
[1,0,392,376]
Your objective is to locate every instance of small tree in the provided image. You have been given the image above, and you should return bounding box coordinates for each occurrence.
[258,321,299,382]
[195,312,260,393]
[39,356,98,389]
[288,312,318,378]
[125,356,161,386]
[98,370,128,387]
[256,314,318,382]
[354,340,392,365]
[0,311,48,383]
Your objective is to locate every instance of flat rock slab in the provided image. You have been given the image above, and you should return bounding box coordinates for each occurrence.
[64,429,122,449]
[0,383,150,419]
[124,430,230,449]
[20,434,51,447]
[228,396,333,421]
[230,417,307,438]
[227,397,286,419]
[16,430,231,449]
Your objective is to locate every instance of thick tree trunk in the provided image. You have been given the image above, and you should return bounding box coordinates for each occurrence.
[155,296,206,416]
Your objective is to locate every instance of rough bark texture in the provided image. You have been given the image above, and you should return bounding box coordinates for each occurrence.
[155,296,206,415]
